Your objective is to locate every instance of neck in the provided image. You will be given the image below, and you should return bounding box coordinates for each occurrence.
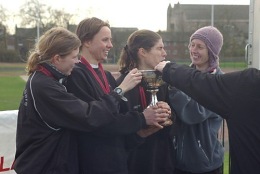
[81,54,99,65]
[196,66,207,72]
[138,64,152,70]
[80,48,99,65]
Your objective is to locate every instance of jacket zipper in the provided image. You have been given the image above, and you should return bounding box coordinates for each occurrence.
[198,140,209,162]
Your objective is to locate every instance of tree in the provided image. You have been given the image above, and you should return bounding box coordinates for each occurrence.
[19,0,76,32]
[0,5,8,26]
[47,8,74,28]
[19,0,47,28]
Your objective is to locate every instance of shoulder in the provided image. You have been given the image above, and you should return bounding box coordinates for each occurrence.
[104,70,113,77]
[29,72,63,94]
[215,67,224,74]
[72,63,87,73]
[69,63,92,80]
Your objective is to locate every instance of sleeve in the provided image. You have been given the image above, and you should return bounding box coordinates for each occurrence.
[65,66,147,136]
[92,111,147,137]
[66,66,102,101]
[162,62,250,117]
[125,133,145,151]
[169,87,221,124]
[32,77,121,132]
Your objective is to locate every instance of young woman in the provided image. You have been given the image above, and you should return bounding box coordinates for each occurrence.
[162,26,225,174]
[117,29,175,174]
[14,27,127,174]
[65,17,171,174]
[155,43,260,174]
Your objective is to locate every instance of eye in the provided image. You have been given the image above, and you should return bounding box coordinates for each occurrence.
[198,45,206,50]
[190,44,195,48]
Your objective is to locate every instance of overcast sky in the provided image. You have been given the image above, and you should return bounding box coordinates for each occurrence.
[0,0,250,33]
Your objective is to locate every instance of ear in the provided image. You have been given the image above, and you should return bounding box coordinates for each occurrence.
[83,40,91,48]
[138,48,147,57]
[51,54,61,65]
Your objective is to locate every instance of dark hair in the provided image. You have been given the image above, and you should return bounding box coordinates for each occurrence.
[118,29,161,74]
[26,27,81,75]
[75,17,110,50]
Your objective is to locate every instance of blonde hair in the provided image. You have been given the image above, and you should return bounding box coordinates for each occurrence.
[26,27,81,75]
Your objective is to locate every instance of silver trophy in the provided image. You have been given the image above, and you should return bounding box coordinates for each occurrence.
[139,70,165,107]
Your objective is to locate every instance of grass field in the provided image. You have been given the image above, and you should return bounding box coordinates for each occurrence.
[0,76,25,110]
[0,63,27,111]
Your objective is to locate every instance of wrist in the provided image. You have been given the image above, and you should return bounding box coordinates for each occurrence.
[114,87,127,101]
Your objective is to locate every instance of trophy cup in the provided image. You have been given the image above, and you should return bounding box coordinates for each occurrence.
[139,70,172,126]
[139,70,165,107]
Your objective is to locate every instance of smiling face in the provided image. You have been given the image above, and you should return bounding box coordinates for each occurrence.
[138,39,167,70]
[83,26,113,64]
[189,39,209,71]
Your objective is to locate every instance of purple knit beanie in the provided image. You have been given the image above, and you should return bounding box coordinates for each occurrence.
[190,26,223,71]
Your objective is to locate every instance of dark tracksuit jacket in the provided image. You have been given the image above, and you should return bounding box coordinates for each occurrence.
[116,73,176,174]
[162,62,260,174]
[14,63,122,174]
[65,63,147,174]
[168,67,224,173]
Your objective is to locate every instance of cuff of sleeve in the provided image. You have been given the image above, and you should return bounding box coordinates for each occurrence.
[110,92,123,102]
[134,133,146,143]
[139,113,148,129]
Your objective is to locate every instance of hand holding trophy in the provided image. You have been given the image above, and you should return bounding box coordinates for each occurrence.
[139,70,173,127]
[139,70,165,106]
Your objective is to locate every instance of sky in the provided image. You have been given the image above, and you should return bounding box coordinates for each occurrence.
[0,0,250,33]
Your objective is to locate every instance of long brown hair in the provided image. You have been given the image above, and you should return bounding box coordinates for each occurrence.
[118,29,161,74]
[26,27,81,75]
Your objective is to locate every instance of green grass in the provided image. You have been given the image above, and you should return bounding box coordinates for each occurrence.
[220,61,247,69]
[224,152,230,174]
[176,61,247,71]
[0,76,25,111]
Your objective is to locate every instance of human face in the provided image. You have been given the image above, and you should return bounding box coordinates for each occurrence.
[54,48,79,76]
[189,39,209,71]
[86,26,113,64]
[139,39,167,70]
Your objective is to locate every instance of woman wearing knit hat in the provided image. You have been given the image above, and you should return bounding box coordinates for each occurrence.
[168,26,224,174]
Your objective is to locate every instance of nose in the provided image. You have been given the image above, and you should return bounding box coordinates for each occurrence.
[163,48,167,57]
[108,40,113,48]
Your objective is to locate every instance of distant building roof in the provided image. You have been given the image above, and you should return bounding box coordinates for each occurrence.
[171,4,249,21]
[15,27,37,38]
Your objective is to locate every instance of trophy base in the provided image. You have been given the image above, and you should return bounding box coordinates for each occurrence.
[160,118,173,127]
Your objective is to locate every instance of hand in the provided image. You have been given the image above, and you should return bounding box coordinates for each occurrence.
[118,68,142,93]
[156,101,173,126]
[142,105,170,129]
[154,61,170,72]
[137,126,161,138]
[156,101,171,115]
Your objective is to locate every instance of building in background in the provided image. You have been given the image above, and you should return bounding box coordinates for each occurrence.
[164,3,249,62]
[2,3,249,63]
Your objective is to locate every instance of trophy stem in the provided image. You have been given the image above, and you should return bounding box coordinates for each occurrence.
[148,89,159,106]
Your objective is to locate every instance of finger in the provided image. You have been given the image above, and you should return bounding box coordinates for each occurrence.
[153,122,164,129]
[155,108,170,116]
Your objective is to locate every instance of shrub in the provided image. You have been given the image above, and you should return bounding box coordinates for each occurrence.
[0,49,22,62]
